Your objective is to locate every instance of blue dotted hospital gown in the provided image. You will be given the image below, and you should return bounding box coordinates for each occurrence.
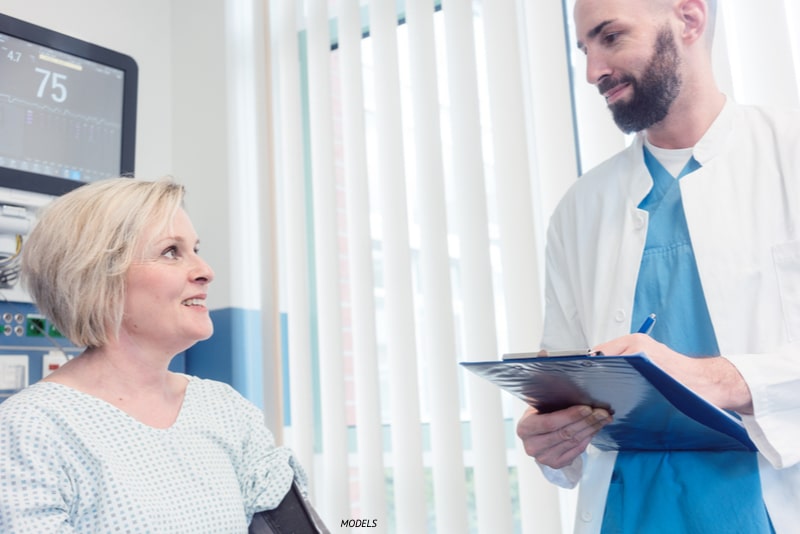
[0,375,305,533]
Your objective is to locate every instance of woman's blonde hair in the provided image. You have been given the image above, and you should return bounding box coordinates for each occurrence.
[21,177,185,348]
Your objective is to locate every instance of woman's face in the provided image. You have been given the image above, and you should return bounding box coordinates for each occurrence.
[121,208,214,354]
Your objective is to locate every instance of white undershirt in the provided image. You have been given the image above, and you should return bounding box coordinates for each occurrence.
[644,138,694,178]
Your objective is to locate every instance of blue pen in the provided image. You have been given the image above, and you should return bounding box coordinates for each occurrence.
[637,313,657,335]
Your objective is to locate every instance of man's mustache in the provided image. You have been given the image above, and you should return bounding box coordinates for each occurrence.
[598,74,635,98]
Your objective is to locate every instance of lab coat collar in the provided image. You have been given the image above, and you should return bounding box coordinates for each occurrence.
[691,95,735,166]
[623,96,734,202]
[623,135,656,207]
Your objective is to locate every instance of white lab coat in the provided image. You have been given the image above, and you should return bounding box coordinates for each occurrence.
[539,99,800,534]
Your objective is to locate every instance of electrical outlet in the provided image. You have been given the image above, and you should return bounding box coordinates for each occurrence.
[47,323,64,338]
[42,350,68,378]
[0,354,28,391]
[26,315,46,337]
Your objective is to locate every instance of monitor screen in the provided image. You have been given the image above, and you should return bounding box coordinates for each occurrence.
[0,13,137,196]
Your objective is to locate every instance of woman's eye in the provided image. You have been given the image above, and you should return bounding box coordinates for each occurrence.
[162,246,178,259]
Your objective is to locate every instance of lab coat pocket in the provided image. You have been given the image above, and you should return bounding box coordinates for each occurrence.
[773,240,800,342]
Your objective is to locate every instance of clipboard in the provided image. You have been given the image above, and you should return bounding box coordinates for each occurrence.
[461,353,757,452]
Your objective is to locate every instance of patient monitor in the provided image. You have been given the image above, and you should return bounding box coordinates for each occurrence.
[0,12,138,396]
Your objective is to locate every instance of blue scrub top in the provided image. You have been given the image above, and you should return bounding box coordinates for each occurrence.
[600,148,773,534]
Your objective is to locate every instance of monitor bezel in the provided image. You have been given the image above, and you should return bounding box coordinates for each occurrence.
[0,12,138,196]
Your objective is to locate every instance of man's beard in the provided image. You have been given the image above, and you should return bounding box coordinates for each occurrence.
[598,27,683,133]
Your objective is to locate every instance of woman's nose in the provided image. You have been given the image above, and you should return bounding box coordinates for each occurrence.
[191,256,215,284]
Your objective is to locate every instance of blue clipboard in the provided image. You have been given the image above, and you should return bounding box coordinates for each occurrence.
[461,353,757,452]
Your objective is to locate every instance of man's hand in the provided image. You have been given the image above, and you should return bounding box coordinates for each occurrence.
[593,334,754,414]
[516,405,612,469]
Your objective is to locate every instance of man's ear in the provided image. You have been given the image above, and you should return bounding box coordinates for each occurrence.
[676,0,708,45]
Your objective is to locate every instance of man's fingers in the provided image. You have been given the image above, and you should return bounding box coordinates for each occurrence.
[517,405,613,468]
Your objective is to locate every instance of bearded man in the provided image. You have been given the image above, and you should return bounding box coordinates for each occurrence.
[517,1,800,532]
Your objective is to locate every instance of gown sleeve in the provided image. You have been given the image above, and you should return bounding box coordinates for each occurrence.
[0,394,76,533]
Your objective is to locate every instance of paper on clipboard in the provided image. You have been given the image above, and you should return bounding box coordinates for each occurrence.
[460,353,756,452]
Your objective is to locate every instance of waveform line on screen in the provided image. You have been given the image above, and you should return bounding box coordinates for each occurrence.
[0,93,122,129]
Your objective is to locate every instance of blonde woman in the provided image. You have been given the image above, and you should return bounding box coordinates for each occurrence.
[0,178,308,532]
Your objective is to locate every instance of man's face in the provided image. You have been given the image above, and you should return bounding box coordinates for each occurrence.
[601,26,682,133]
[575,0,683,133]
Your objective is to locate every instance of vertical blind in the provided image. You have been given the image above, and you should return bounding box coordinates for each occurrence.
[405,0,470,531]
[269,0,800,532]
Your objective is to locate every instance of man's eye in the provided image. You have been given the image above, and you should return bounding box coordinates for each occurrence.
[603,32,620,45]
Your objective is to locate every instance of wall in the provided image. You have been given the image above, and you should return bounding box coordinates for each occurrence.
[2,0,174,180]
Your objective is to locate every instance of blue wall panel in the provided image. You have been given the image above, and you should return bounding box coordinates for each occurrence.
[185,307,264,408]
